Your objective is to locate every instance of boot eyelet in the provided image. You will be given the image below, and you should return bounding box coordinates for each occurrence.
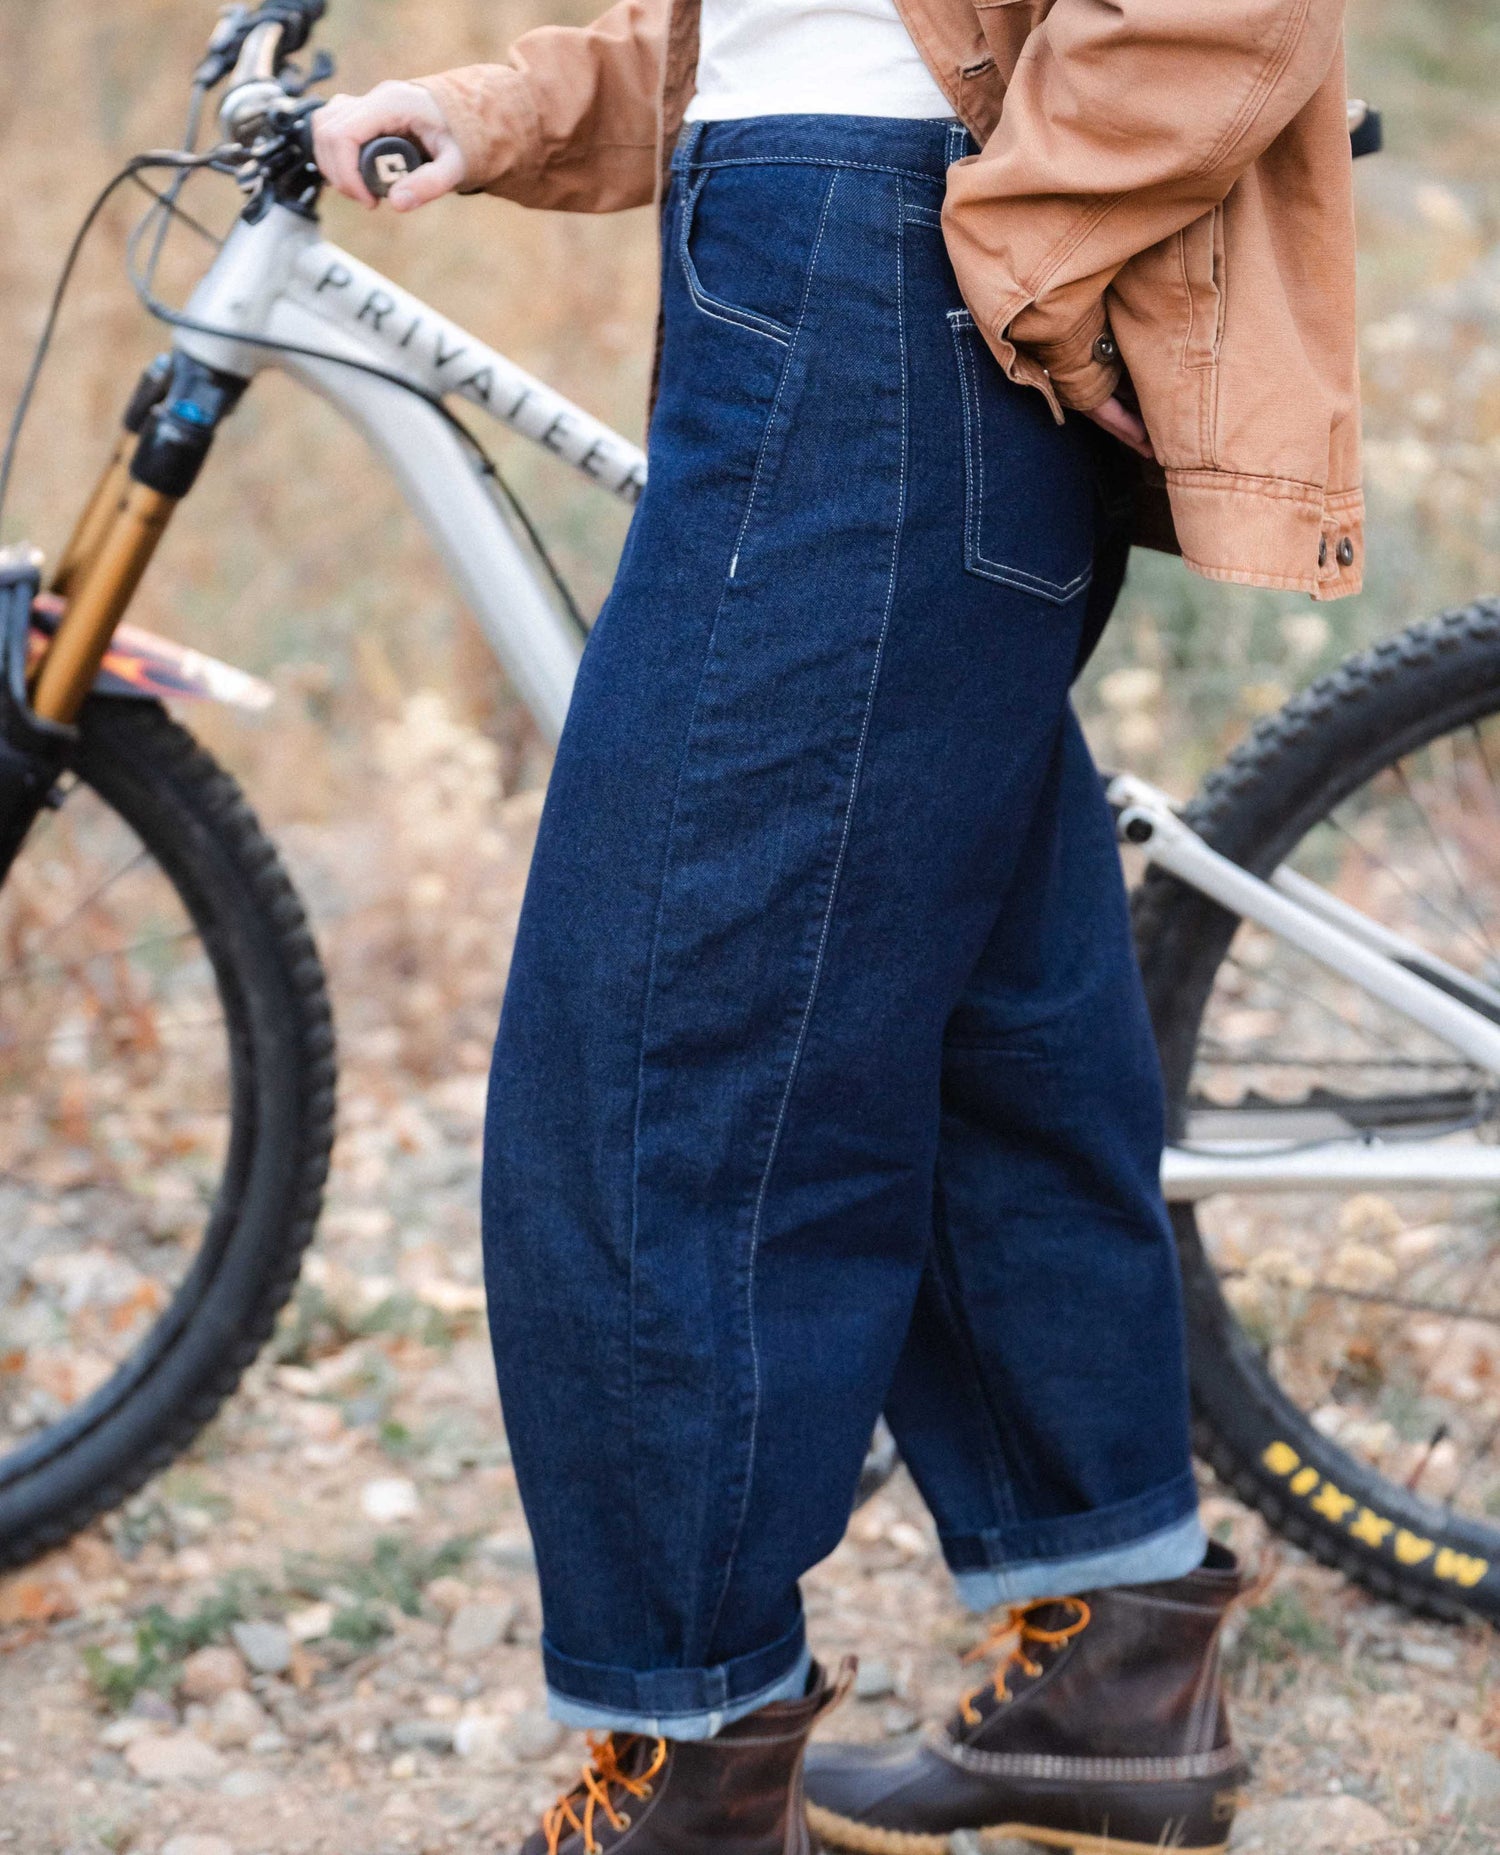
[640,1785,654,1798]
[616,1814,632,1830]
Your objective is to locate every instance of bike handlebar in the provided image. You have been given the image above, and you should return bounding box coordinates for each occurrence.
[359,135,432,199]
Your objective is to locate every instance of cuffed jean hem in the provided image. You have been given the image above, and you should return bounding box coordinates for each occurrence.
[949,1476,1208,1610]
[543,1620,810,1740]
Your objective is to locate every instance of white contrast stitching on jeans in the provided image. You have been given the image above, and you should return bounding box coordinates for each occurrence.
[629,168,841,1674]
[679,173,795,348]
[704,171,909,1654]
[722,175,841,595]
[947,312,1093,603]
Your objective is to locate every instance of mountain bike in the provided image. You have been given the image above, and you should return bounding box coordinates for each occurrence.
[3,4,1497,1631]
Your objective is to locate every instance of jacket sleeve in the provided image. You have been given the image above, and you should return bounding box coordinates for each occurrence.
[943,0,1347,413]
[415,0,669,213]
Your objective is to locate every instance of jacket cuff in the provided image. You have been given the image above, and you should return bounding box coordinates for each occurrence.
[413,65,543,197]
[1017,304,1123,413]
[969,289,1120,425]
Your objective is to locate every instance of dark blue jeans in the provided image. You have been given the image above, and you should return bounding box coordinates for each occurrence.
[483,115,1202,1738]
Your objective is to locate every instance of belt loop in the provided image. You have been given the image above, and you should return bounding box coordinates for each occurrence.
[945,122,968,168]
[672,119,706,177]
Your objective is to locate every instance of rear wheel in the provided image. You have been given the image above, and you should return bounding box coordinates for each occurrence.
[0,698,334,1567]
[1136,600,1500,1618]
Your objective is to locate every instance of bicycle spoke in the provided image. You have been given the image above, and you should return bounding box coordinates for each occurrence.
[1218,1273,1500,1323]
[1468,721,1500,824]
[1316,812,1495,966]
[0,925,201,995]
[0,846,153,956]
[1208,944,1449,1072]
[1391,756,1497,958]
[0,1011,227,1060]
[1442,1405,1500,1508]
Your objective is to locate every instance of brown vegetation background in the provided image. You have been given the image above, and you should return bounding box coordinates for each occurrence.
[4,7,1500,1853]
[1,0,1498,1106]
[3,0,1500,815]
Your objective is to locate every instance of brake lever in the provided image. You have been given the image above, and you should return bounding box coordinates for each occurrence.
[195,7,253,88]
[281,49,335,98]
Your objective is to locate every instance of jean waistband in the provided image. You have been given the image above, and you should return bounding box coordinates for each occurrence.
[673,114,976,183]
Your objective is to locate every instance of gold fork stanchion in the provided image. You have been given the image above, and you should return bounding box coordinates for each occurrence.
[49,441,132,600]
[30,480,177,725]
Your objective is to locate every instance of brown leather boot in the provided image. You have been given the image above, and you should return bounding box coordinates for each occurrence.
[804,1546,1246,1855]
[520,1662,848,1855]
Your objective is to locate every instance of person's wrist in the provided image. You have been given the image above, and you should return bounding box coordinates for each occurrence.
[411,67,535,196]
[1021,311,1123,412]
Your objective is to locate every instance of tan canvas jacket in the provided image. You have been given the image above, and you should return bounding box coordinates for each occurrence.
[420,0,1363,601]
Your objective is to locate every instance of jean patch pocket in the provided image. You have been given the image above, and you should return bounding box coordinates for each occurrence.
[949,309,1097,606]
[678,163,833,347]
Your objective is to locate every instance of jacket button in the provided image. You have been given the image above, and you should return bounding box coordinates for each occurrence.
[1336,536,1355,568]
[1319,537,1329,568]
[1092,333,1118,365]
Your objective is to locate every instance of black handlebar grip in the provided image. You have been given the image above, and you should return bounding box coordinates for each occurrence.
[1349,105,1383,161]
[359,135,432,200]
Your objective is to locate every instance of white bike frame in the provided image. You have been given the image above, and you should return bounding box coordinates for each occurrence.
[168,201,1500,1202]
[176,201,643,742]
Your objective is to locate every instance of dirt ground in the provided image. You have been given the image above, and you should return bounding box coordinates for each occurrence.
[4,995,1500,1855]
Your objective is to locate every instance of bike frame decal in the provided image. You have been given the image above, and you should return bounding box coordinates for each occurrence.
[1260,1441,1490,1588]
[29,596,273,710]
[170,205,614,741]
[295,243,648,505]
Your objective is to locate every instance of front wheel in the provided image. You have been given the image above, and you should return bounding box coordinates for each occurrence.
[1137,599,1500,1620]
[0,699,334,1568]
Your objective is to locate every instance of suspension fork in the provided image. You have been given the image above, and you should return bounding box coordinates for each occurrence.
[0,355,245,876]
[49,356,171,599]
[30,354,245,726]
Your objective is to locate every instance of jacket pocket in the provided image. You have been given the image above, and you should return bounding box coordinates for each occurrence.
[949,309,1096,606]
[1180,203,1226,370]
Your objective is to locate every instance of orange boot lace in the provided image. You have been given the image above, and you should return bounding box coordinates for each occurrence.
[542,1733,668,1855]
[957,1595,1092,1726]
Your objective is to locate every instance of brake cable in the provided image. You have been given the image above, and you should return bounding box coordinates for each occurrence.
[1,118,588,635]
[124,215,589,636]
[0,146,238,541]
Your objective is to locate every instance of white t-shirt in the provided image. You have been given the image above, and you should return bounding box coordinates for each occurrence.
[684,0,954,121]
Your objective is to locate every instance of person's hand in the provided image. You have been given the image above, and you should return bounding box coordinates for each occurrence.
[312,81,468,213]
[1082,394,1155,462]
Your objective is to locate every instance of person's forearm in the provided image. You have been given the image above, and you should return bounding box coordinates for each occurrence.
[417,0,669,212]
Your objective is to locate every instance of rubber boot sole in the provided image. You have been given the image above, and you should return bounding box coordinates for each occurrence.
[807,1801,1231,1855]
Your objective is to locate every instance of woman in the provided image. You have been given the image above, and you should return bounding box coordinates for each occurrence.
[314,4,1357,1851]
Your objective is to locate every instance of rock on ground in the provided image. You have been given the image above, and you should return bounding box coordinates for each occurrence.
[1232,1794,1394,1851]
[178,1644,249,1703]
[1424,1736,1500,1823]
[509,1710,565,1762]
[446,1598,517,1659]
[229,1618,293,1676]
[207,1688,271,1749]
[123,1730,227,1785]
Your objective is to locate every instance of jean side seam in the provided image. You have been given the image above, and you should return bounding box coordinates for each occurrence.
[926,1164,1021,1528]
[700,169,843,1651]
[702,169,906,1656]
[624,219,815,1657]
[635,171,839,1665]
